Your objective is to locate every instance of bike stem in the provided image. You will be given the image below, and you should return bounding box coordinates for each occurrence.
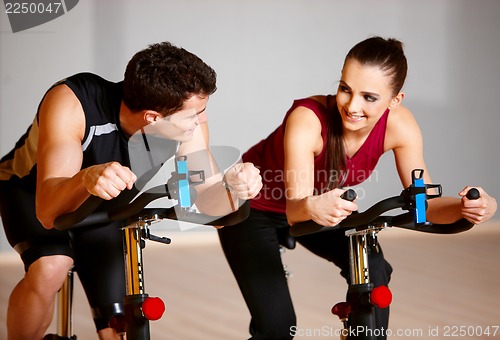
[121,220,149,339]
[120,216,170,340]
[347,230,370,285]
[344,225,386,340]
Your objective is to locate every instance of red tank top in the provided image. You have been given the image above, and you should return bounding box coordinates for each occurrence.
[243,95,389,213]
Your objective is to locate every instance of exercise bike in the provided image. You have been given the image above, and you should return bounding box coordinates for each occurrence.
[43,149,249,340]
[290,169,479,340]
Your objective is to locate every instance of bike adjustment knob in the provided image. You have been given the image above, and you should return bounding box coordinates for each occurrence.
[142,297,165,320]
[331,302,351,321]
[370,285,392,308]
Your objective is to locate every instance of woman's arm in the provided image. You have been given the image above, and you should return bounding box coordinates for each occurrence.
[388,106,496,224]
[284,106,357,226]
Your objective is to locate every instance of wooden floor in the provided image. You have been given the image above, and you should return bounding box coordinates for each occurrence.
[1,222,499,339]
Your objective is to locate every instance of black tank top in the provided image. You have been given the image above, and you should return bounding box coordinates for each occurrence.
[1,72,178,192]
[0,73,178,190]
[64,73,129,170]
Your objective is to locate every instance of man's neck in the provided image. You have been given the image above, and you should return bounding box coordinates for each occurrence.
[119,101,144,137]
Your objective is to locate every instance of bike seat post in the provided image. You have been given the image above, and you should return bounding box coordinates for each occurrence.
[57,267,75,339]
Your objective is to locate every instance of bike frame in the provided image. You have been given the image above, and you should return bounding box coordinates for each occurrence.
[344,226,381,339]
[45,214,172,340]
[119,215,169,339]
[44,155,250,340]
[291,169,479,340]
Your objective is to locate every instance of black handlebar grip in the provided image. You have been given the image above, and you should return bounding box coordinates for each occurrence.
[341,189,357,202]
[466,188,480,200]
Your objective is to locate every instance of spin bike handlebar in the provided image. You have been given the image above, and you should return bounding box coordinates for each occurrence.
[290,179,479,238]
[54,183,250,231]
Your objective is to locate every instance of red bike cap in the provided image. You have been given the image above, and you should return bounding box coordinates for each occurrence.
[142,297,165,321]
[371,285,392,308]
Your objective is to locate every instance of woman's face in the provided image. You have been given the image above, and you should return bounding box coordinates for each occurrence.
[336,59,397,133]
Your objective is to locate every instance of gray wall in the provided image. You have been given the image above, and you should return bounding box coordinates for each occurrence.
[1,0,499,250]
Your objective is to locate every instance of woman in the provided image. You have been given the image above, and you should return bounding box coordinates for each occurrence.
[218,36,497,339]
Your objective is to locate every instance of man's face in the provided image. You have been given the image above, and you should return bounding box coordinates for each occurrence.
[143,95,209,142]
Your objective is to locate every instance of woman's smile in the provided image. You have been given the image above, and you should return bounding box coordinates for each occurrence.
[345,111,366,122]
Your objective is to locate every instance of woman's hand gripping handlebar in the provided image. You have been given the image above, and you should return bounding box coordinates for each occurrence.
[290,169,480,237]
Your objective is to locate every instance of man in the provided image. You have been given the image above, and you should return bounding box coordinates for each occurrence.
[0,42,262,339]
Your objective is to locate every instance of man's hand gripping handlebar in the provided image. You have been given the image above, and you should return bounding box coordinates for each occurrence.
[54,156,250,230]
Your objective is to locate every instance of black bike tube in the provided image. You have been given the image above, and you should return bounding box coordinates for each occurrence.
[123,294,150,340]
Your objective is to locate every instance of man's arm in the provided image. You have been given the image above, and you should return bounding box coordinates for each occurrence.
[36,85,136,228]
[177,122,261,216]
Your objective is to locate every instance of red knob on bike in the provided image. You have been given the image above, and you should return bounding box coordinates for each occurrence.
[331,302,351,320]
[370,285,392,308]
[142,297,165,320]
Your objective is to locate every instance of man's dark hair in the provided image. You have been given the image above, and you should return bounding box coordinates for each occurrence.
[123,42,217,116]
